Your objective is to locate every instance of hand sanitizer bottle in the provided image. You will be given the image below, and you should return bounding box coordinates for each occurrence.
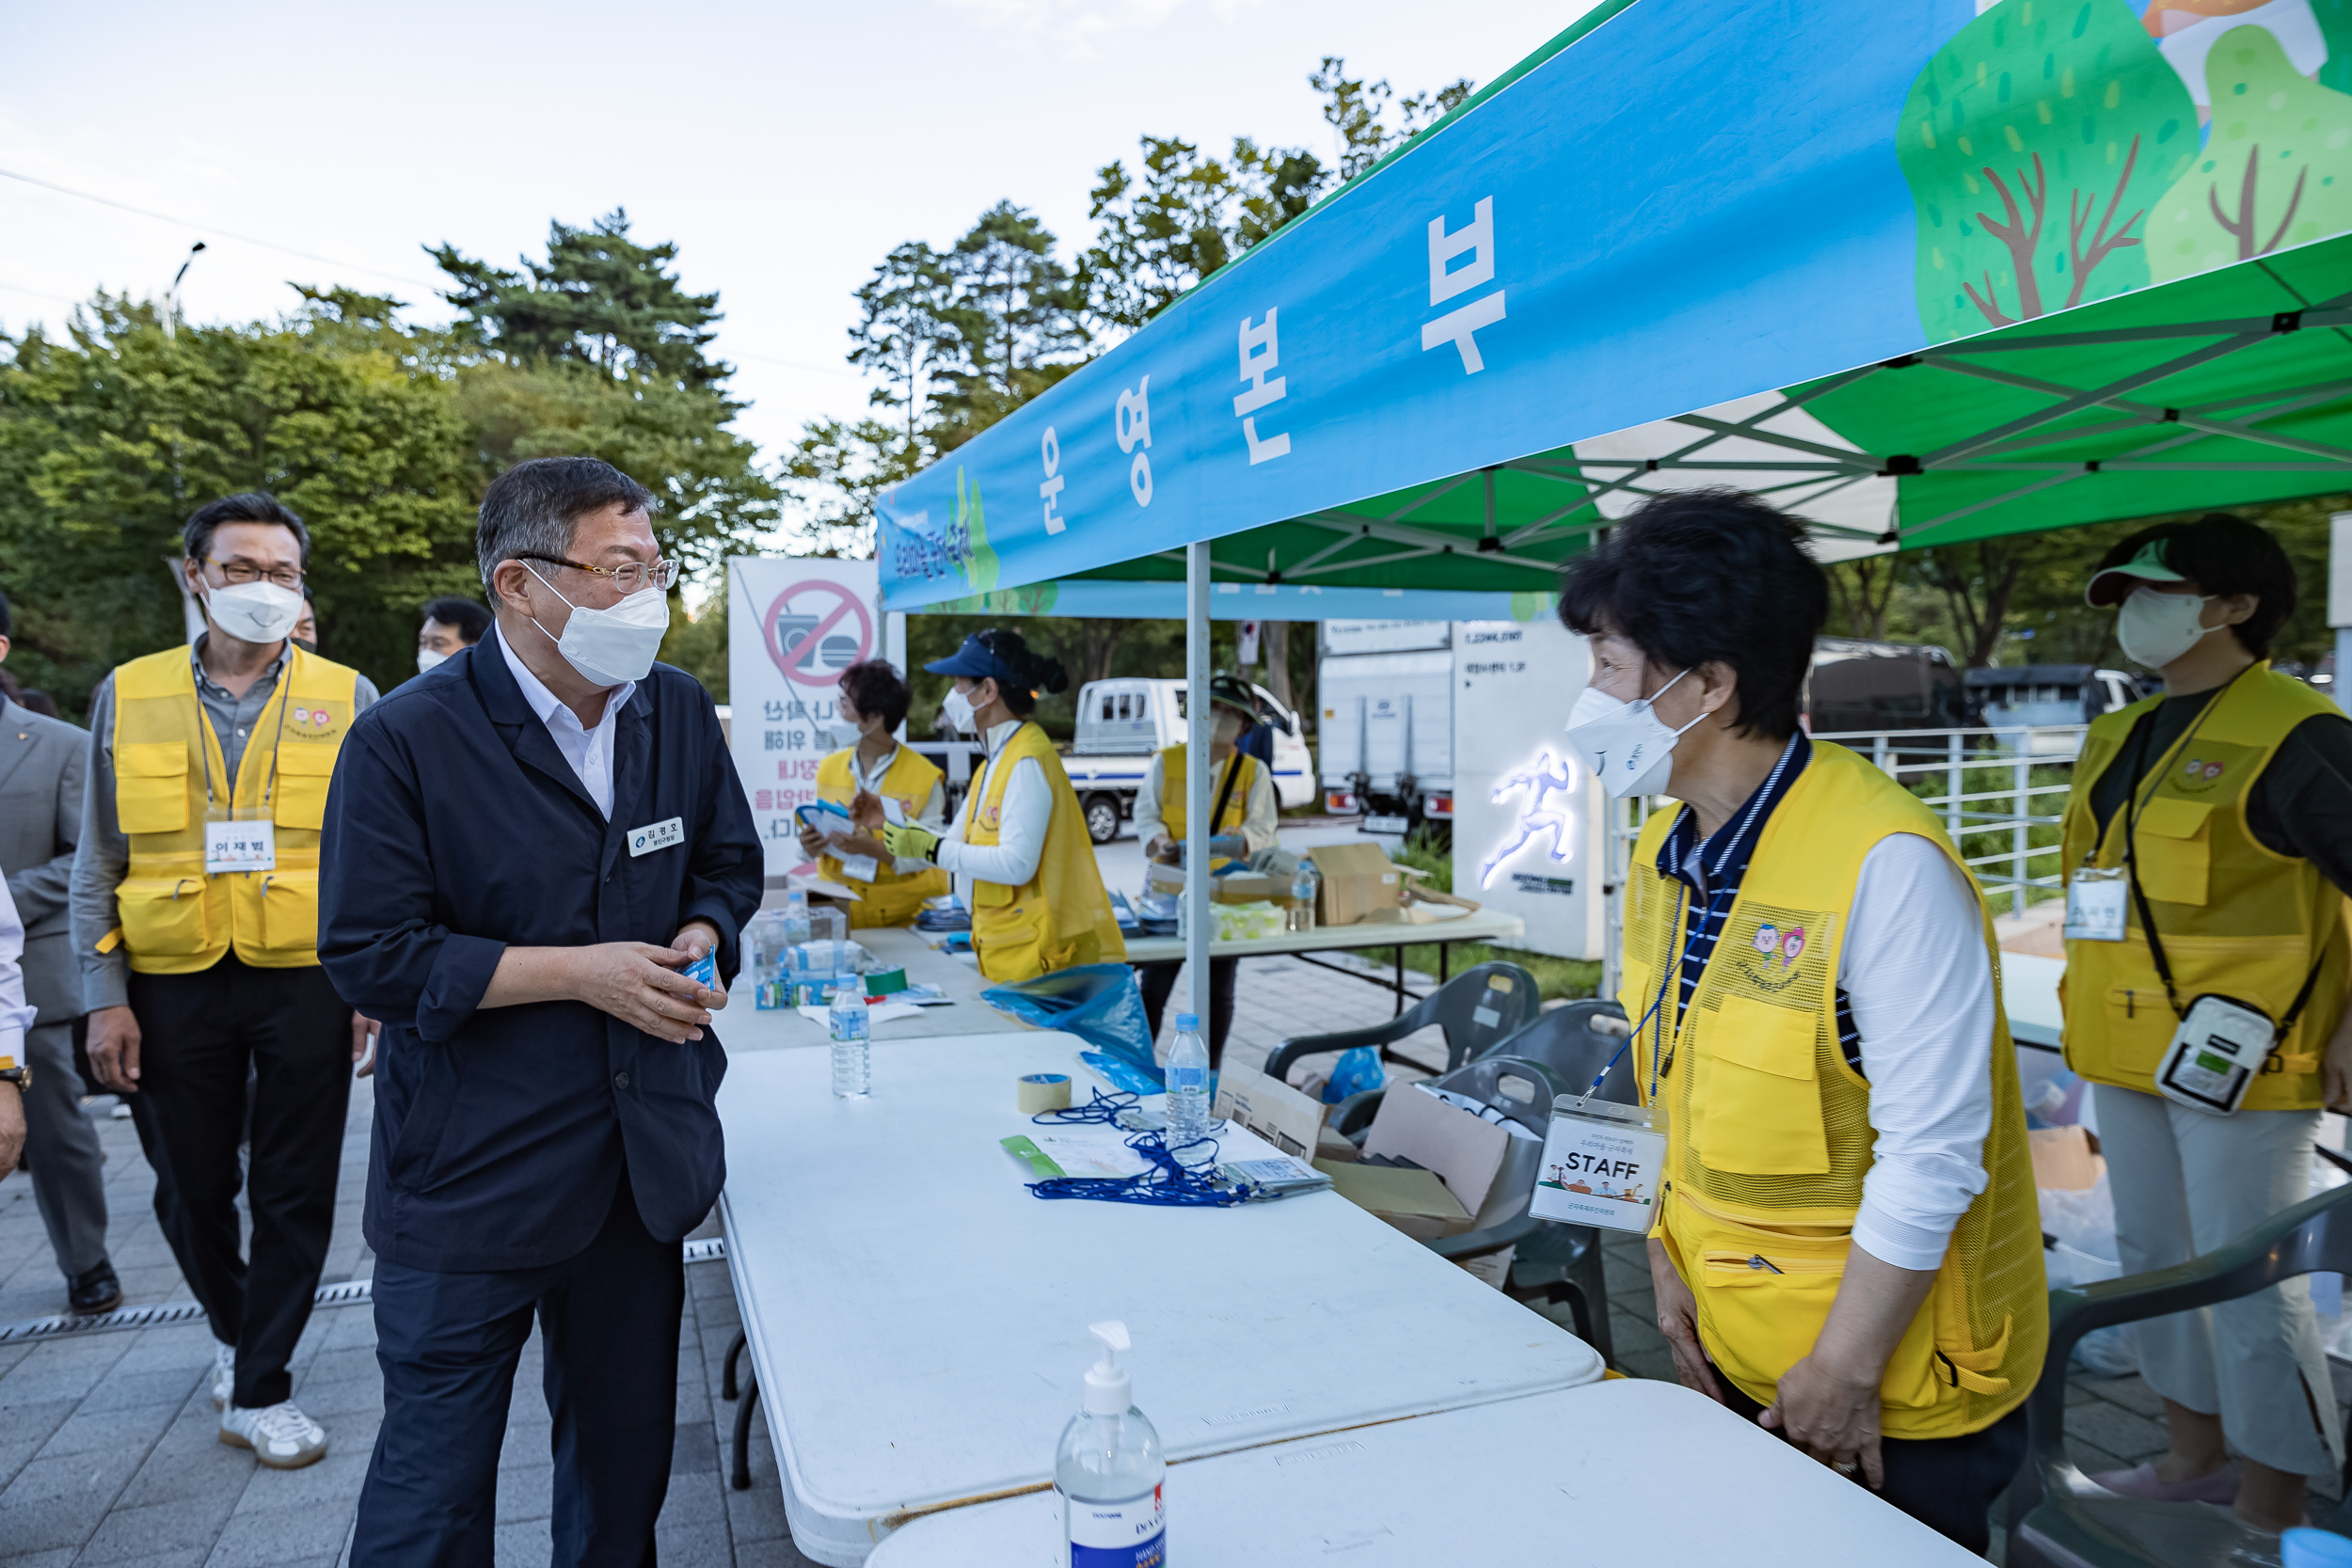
[1055,1322,1165,1567]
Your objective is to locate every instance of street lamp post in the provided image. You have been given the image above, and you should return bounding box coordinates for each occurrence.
[160,241,206,341]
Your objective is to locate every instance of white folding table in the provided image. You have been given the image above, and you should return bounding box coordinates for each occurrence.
[866,1379,1981,1566]
[716,1036,1603,1565]
[721,926,1022,1052]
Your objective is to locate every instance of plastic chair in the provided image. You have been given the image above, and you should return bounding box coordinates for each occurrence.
[2006,1176,2352,1568]
[1486,999,1636,1103]
[1263,961,1539,1084]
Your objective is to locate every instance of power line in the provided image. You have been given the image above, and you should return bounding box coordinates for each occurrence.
[0,164,447,293]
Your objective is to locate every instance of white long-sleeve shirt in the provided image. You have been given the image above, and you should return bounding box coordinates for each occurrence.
[1132,747,1279,856]
[0,875,33,1067]
[1676,829,1995,1273]
[937,720,1052,895]
[501,626,634,819]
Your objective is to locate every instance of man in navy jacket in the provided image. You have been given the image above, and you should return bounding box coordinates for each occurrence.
[321,457,760,1568]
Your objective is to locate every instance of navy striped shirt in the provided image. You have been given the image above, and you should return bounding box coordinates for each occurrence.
[1656,733,1866,1074]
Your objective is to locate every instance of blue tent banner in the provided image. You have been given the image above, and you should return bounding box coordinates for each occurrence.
[875,0,2352,610]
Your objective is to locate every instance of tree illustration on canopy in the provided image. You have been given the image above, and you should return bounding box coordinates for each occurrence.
[1897,0,2197,341]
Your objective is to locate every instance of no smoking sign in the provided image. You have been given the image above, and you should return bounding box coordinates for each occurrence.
[762,579,874,687]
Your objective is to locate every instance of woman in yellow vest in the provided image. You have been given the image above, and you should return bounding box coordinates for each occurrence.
[881,630,1125,982]
[1132,673,1277,1063]
[795,659,948,928]
[1561,490,2044,1555]
[2058,515,2351,1532]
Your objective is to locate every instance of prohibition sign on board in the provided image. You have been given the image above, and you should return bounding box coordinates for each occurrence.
[762,579,874,687]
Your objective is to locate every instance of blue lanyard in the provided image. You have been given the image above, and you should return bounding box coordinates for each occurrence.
[1575,737,1799,1108]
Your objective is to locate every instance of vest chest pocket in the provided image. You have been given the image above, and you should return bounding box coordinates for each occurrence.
[116,743,191,834]
[1693,994,1829,1175]
[2133,797,2212,907]
[271,743,339,831]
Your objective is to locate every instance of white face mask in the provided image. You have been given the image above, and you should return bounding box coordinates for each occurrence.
[1563,670,1708,799]
[2116,586,2218,670]
[942,687,977,736]
[416,648,449,674]
[826,716,865,748]
[523,562,670,688]
[200,578,305,645]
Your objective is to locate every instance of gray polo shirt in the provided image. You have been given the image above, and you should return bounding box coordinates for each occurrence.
[70,639,379,1010]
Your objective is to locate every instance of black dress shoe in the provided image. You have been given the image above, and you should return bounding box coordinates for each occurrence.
[68,1262,122,1315]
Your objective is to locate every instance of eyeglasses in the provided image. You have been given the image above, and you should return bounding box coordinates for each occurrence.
[518,553,681,594]
[207,559,305,590]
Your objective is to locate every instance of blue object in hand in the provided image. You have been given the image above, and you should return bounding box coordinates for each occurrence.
[684,953,717,990]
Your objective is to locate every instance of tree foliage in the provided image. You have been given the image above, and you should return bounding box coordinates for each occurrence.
[1309,55,1474,182]
[1080,135,1327,335]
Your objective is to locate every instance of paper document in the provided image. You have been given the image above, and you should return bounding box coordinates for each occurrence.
[797,1000,927,1027]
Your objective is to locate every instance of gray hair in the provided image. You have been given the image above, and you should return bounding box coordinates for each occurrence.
[476,457,659,593]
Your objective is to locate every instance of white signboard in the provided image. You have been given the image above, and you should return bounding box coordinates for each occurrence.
[1451,618,1604,959]
[727,557,898,877]
[1321,618,1451,657]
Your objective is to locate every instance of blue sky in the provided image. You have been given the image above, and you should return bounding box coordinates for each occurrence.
[0,0,1592,464]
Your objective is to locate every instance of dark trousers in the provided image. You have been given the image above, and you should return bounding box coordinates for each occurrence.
[1136,958,1240,1068]
[1717,1374,2028,1554]
[353,1176,685,1568]
[127,954,353,1409]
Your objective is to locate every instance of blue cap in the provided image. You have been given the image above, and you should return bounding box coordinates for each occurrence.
[925,632,1025,687]
[1175,1013,1200,1031]
[2283,1528,2352,1568]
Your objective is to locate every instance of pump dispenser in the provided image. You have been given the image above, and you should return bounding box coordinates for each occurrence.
[1055,1321,1166,1566]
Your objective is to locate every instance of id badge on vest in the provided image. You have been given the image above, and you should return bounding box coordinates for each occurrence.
[203,806,277,875]
[2064,865,2128,942]
[1528,1096,1666,1234]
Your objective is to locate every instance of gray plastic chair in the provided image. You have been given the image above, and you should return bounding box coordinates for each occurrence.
[1263,961,1540,1084]
[2007,1174,2352,1567]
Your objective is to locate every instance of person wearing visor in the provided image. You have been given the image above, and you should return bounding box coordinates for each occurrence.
[798,658,949,927]
[1564,489,2044,1554]
[71,491,381,1468]
[882,629,1124,982]
[2057,515,2351,1532]
[1131,673,1278,1060]
[415,594,491,674]
[321,457,761,1567]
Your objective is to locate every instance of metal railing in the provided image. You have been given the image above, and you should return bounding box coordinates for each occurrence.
[1600,723,2085,998]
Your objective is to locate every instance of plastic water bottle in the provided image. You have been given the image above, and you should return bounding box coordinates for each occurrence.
[829,975,870,1099]
[784,889,811,951]
[746,910,791,1009]
[1166,1013,1210,1150]
[1289,859,1320,933]
[1056,1322,1165,1568]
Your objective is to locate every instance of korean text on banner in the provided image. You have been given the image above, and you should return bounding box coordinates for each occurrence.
[1452,618,1603,959]
[727,556,885,877]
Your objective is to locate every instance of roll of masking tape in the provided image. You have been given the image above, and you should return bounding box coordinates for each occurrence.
[1017,1072,1073,1114]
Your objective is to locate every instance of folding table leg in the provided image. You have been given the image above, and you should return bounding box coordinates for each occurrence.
[732,1370,758,1491]
[1393,947,1405,1017]
[1439,942,1451,985]
[723,1329,747,1402]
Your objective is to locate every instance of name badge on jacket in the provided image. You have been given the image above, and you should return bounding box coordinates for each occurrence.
[629,816,685,857]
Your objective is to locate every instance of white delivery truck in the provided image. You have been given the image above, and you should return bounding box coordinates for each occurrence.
[1059,678,1315,843]
[1315,620,1456,839]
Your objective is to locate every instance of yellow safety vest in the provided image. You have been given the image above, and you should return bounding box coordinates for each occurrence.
[963,722,1127,983]
[1156,745,1259,860]
[106,643,358,973]
[1622,741,2046,1439]
[2058,664,2346,1111]
[817,744,950,929]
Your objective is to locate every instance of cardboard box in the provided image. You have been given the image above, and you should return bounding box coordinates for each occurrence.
[1212,1062,1326,1162]
[1360,1083,1511,1220]
[1144,863,1292,905]
[1314,1158,1474,1239]
[1309,843,1404,927]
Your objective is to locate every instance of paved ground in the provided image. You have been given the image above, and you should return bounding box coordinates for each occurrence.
[4,924,2344,1565]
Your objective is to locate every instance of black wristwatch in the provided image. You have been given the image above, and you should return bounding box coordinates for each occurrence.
[0,1060,28,1090]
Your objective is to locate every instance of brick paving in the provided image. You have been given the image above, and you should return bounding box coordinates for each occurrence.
[4,913,2344,1564]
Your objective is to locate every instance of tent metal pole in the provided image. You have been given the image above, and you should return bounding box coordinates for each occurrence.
[1185,540,1213,1031]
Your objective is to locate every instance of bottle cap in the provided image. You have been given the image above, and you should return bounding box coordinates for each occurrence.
[1174,1013,1200,1031]
[1084,1321,1133,1416]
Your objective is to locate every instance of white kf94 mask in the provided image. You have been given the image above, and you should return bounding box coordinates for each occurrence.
[524,562,671,688]
[1563,671,1708,799]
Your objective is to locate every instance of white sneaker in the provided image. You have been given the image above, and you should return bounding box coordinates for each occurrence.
[210,1342,235,1410]
[219,1400,328,1469]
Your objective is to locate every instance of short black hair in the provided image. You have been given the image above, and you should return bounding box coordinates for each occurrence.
[2097,514,2296,658]
[1558,488,1827,741]
[421,595,494,645]
[476,457,658,591]
[0,587,11,640]
[183,493,310,569]
[838,658,912,731]
[969,627,1068,718]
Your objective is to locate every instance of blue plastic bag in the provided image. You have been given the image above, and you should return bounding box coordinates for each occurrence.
[1321,1045,1386,1104]
[982,964,1160,1087]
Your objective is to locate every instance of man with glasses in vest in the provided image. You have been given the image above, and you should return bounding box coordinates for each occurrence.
[1563,490,2045,1553]
[72,492,381,1469]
